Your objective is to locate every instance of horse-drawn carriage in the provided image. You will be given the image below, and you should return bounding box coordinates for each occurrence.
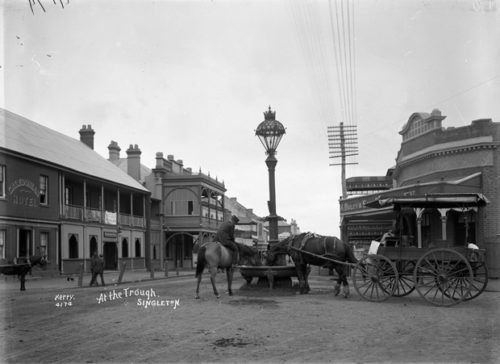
[351,193,489,306]
[266,193,488,306]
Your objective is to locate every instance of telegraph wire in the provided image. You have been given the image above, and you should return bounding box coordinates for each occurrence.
[347,0,357,126]
[289,1,337,126]
[426,74,500,110]
[332,0,349,126]
[340,0,351,125]
[328,0,344,127]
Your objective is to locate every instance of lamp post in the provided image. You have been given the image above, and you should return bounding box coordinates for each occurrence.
[256,106,286,264]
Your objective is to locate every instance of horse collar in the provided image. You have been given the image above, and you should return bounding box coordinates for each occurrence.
[299,234,310,250]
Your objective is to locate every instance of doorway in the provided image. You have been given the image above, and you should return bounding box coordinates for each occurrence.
[18,229,32,258]
[103,242,118,270]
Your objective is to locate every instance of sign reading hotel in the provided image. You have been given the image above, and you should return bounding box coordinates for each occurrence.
[8,178,39,207]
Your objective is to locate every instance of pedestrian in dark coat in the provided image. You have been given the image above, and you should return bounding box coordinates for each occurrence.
[89,253,99,286]
[214,215,240,264]
[89,253,105,286]
[96,254,105,286]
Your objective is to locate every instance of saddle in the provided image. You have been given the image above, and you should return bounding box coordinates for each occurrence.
[214,241,239,265]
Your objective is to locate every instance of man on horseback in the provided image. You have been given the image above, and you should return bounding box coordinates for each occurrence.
[214,215,240,265]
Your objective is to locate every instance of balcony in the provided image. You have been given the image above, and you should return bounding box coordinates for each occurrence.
[118,214,145,227]
[85,207,102,223]
[200,216,221,230]
[131,215,145,227]
[64,204,83,220]
[61,205,144,228]
[119,213,131,226]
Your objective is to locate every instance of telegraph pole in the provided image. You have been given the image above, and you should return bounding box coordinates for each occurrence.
[327,122,358,198]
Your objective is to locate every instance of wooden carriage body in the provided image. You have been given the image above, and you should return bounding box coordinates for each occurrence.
[351,193,489,306]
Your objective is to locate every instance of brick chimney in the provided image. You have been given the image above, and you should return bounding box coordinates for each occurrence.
[126,144,142,181]
[108,141,121,163]
[79,124,95,149]
[155,152,164,168]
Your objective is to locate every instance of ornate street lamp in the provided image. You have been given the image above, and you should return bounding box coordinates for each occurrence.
[256,106,286,262]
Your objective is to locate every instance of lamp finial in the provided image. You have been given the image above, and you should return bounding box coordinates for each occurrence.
[264,106,276,121]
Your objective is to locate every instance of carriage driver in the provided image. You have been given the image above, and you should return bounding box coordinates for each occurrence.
[215,215,240,265]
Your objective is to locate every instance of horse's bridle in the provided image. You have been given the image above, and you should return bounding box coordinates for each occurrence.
[266,235,297,263]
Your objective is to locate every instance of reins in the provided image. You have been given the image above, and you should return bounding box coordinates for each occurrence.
[288,246,357,267]
[287,234,358,268]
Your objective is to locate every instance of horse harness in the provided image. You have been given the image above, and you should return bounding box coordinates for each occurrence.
[288,233,342,266]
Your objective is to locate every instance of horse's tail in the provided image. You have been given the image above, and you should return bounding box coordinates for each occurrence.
[195,245,206,278]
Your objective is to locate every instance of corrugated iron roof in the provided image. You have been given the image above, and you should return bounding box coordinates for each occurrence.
[0,108,149,193]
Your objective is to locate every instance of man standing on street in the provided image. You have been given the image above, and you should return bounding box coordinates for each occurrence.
[90,253,105,286]
[89,253,99,286]
[96,254,105,286]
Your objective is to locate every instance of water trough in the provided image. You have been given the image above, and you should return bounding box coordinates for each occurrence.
[239,265,297,289]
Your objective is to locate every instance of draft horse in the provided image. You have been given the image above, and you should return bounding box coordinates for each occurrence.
[0,256,47,291]
[195,241,261,299]
[266,233,359,297]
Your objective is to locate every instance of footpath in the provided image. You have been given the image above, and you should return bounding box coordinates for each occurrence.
[0,268,194,291]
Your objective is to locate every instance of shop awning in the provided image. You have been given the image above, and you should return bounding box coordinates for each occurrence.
[364,193,489,209]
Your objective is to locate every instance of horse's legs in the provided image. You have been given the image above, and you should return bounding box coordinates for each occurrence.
[19,272,26,291]
[303,264,311,293]
[335,266,350,298]
[209,267,220,298]
[226,267,233,296]
[341,268,350,298]
[295,262,307,294]
[333,265,341,296]
[195,273,202,299]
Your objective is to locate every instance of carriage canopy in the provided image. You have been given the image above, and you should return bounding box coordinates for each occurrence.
[364,193,489,209]
[364,193,489,250]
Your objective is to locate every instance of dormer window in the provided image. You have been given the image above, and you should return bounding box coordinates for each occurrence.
[400,110,444,142]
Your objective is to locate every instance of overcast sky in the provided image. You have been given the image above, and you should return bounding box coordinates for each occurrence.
[1,0,499,236]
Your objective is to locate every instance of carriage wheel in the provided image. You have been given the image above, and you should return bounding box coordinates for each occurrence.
[464,260,488,301]
[414,248,472,306]
[352,255,398,302]
[392,260,416,297]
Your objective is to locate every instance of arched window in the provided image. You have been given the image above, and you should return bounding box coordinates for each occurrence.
[122,238,129,258]
[90,236,98,257]
[135,238,141,257]
[69,234,78,259]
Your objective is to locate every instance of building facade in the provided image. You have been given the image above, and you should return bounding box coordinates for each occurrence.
[0,109,150,275]
[340,110,500,277]
[147,153,227,270]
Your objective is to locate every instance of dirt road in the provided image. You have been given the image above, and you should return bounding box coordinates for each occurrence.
[1,274,499,363]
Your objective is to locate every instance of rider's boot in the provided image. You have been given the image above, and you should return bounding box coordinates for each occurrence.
[232,250,239,266]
